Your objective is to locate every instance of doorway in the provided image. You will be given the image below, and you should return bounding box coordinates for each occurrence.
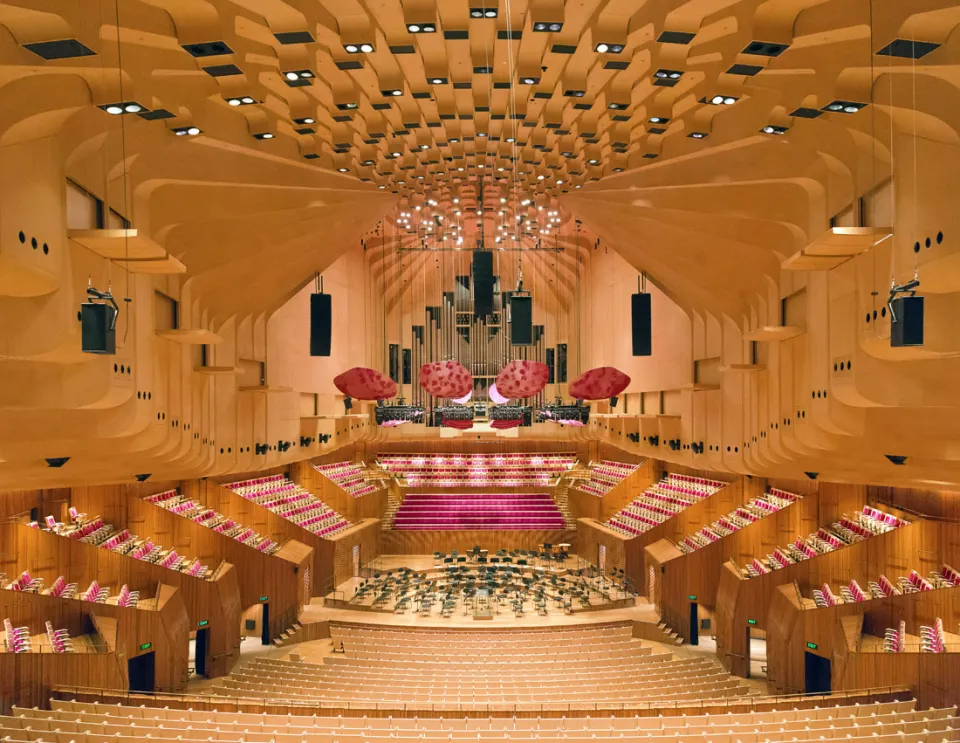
[261,602,270,645]
[128,651,155,692]
[195,627,208,677]
[804,650,831,694]
[745,626,768,679]
[689,601,699,646]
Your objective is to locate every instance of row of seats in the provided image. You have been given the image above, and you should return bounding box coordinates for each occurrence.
[314,461,381,497]
[227,474,351,538]
[7,697,949,740]
[29,513,211,579]
[392,493,565,530]
[3,570,141,609]
[574,459,639,497]
[812,565,959,607]
[741,506,909,578]
[606,474,725,537]
[882,618,947,653]
[204,623,752,707]
[2,619,73,654]
[144,489,280,555]
[677,489,800,553]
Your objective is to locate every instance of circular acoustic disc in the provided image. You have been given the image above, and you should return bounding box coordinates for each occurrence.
[419,360,472,399]
[568,366,631,400]
[495,360,550,399]
[451,390,473,405]
[334,366,397,400]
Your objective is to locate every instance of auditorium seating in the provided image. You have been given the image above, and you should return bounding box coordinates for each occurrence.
[227,474,350,538]
[393,493,565,530]
[607,474,725,537]
[4,696,953,741]
[740,506,909,577]
[379,453,575,487]
[2,619,80,654]
[314,461,381,497]
[575,459,640,496]
[31,514,212,579]
[677,488,800,553]
[144,489,281,555]
[812,565,959,607]
[210,622,753,706]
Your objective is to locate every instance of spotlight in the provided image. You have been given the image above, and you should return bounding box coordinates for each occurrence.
[381,89,403,97]
[337,167,349,172]
[282,69,314,86]
[653,69,683,86]
[761,125,788,135]
[470,8,498,18]
[594,43,624,53]
[709,95,738,105]
[608,102,628,110]
[407,23,436,33]
[226,96,257,106]
[564,89,586,97]
[253,132,275,140]
[172,126,202,136]
[520,76,540,85]
[587,159,600,165]
[429,77,448,84]
[649,116,670,124]
[822,100,867,114]
[344,42,375,53]
[533,22,563,32]
[688,131,708,139]
[294,117,316,125]
[336,102,359,110]
[99,101,149,116]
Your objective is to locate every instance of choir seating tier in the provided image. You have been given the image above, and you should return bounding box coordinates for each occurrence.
[393,493,565,530]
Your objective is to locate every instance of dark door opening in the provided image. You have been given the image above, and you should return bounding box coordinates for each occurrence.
[128,651,155,692]
[195,627,208,677]
[261,602,270,645]
[804,650,831,694]
[689,601,699,646]
[746,626,752,679]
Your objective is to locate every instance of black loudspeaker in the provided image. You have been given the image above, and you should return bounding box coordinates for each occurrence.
[546,348,555,384]
[81,303,117,354]
[890,296,923,347]
[631,292,652,356]
[472,250,494,317]
[309,292,332,356]
[557,344,568,382]
[510,294,533,345]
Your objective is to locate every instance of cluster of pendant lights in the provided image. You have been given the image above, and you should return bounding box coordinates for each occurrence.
[334,360,629,431]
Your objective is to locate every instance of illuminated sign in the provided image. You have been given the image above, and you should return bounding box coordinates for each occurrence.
[139,642,152,651]
[747,619,758,626]
[806,642,818,650]
[197,620,209,627]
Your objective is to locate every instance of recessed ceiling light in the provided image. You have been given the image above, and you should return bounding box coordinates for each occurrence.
[594,43,624,54]
[564,89,586,98]
[99,101,149,116]
[533,22,563,32]
[822,100,867,114]
[587,159,600,165]
[520,77,540,85]
[294,117,316,125]
[338,167,349,172]
[608,102,628,110]
[407,23,436,33]
[253,132,275,140]
[688,131,708,139]
[761,125,788,135]
[708,95,738,105]
[344,44,359,53]
[653,69,683,86]
[649,116,669,124]
[361,44,374,53]
[430,77,447,84]
[173,126,202,136]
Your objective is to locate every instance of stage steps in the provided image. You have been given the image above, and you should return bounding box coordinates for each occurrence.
[381,491,402,531]
[553,476,578,529]
[657,620,685,646]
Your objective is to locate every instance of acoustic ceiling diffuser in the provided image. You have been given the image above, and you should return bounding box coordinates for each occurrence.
[334,366,397,400]
[568,366,631,400]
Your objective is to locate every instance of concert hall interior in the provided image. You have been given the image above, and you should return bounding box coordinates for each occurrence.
[4,0,960,734]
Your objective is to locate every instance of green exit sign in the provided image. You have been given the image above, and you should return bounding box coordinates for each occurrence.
[688,595,697,601]
[806,641,818,650]
[139,642,152,651]
[747,618,758,626]
[260,596,269,602]
[197,620,209,628]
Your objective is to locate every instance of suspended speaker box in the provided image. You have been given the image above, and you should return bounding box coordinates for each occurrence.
[81,302,117,354]
[472,250,494,317]
[632,292,652,356]
[890,296,923,347]
[510,294,533,345]
[310,292,331,356]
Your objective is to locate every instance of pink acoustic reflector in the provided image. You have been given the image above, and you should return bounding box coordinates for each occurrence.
[452,390,473,405]
[569,366,631,400]
[334,367,397,400]
[495,360,549,399]
[419,360,472,398]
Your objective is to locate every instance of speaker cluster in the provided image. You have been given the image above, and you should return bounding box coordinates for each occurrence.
[300,436,315,447]
[646,435,659,446]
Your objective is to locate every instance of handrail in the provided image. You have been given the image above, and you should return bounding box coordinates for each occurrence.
[47,684,914,716]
